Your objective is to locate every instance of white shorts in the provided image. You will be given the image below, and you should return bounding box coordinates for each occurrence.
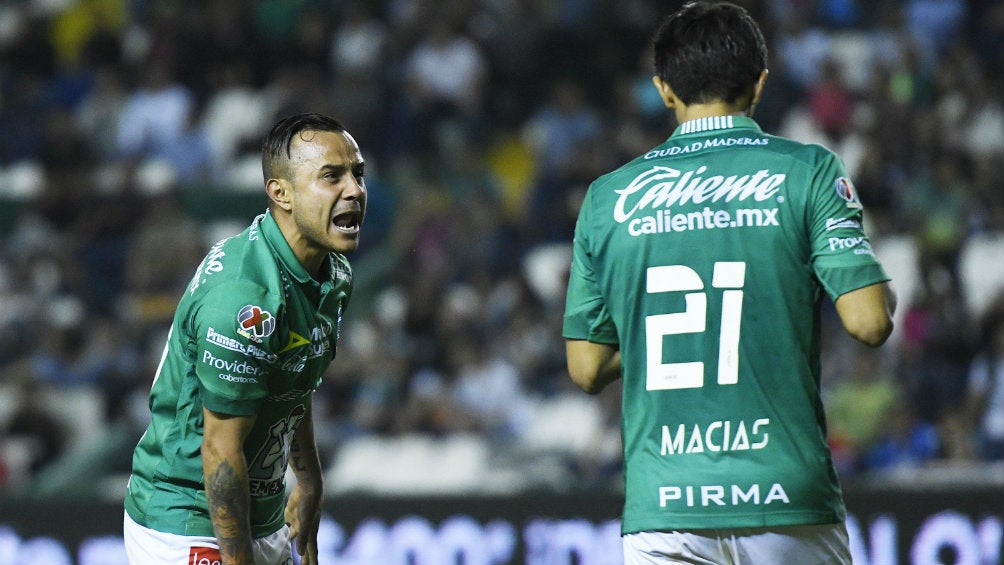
[124,511,293,565]
[623,523,852,565]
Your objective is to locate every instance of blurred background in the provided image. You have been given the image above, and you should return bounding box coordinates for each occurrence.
[0,0,1002,511]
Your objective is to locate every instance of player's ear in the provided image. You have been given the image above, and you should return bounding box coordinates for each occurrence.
[652,76,678,110]
[266,178,293,211]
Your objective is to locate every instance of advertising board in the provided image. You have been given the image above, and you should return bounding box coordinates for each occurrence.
[0,487,999,565]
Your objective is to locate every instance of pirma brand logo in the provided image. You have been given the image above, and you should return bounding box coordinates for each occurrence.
[834,177,862,209]
[237,304,275,342]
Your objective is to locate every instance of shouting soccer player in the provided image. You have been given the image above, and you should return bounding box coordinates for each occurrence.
[563,3,896,564]
[124,113,366,565]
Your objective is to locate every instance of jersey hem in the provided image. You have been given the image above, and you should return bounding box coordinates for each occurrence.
[819,263,890,302]
[621,509,845,536]
[561,332,620,346]
[124,502,286,540]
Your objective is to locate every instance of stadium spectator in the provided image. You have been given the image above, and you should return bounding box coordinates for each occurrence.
[115,61,194,161]
[965,297,1004,461]
[74,63,128,161]
[862,399,941,471]
[401,11,489,154]
[522,78,605,241]
[826,348,900,474]
[1,382,68,478]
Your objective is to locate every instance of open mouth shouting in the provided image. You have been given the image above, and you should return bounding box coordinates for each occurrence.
[332,207,362,235]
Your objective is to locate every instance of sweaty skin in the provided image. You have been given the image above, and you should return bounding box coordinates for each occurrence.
[202,408,257,565]
[285,402,323,565]
[267,130,367,278]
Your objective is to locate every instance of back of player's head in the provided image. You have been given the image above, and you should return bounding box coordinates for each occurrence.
[652,1,767,107]
[261,113,347,181]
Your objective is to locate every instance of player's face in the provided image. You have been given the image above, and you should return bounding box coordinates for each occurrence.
[287,130,367,255]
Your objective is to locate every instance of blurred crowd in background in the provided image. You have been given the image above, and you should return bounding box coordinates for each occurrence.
[1,0,1003,499]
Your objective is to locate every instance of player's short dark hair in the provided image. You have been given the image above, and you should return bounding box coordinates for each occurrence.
[261,112,347,181]
[652,1,767,106]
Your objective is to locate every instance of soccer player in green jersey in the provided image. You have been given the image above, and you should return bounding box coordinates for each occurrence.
[563,3,897,564]
[123,113,366,565]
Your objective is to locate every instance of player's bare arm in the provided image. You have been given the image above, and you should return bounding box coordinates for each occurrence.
[202,408,257,565]
[835,281,897,347]
[285,400,322,565]
[566,339,622,394]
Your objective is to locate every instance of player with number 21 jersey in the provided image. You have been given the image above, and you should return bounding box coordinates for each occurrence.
[563,114,890,533]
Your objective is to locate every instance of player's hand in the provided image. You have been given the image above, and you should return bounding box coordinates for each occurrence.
[285,482,321,565]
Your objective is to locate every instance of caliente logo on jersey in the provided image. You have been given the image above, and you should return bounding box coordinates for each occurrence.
[615,165,785,236]
[237,304,276,342]
[615,165,785,222]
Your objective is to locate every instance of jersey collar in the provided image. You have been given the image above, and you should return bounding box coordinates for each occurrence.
[258,210,317,285]
[671,115,761,137]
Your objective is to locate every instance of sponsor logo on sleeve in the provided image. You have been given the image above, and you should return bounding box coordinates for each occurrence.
[202,350,260,383]
[834,177,862,209]
[828,236,876,256]
[825,217,862,231]
[237,304,276,342]
[206,327,276,362]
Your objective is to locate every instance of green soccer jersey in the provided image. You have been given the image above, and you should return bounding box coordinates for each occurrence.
[125,210,352,538]
[563,116,889,534]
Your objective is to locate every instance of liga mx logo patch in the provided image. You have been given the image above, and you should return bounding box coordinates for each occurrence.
[237,304,275,342]
[834,177,862,209]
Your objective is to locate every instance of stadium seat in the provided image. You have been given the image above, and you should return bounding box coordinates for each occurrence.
[326,433,495,495]
[520,393,605,457]
[959,231,1004,319]
[873,234,920,345]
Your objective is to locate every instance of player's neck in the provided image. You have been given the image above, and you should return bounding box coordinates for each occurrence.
[675,102,749,125]
[272,211,327,279]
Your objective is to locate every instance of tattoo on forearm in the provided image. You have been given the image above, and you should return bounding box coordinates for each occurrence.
[290,438,306,472]
[206,460,253,563]
[289,437,320,476]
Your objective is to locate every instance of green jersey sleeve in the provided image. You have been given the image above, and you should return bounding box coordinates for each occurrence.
[807,153,890,300]
[192,281,277,416]
[563,189,620,345]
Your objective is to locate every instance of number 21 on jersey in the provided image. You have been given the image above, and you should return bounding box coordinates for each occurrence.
[646,261,746,391]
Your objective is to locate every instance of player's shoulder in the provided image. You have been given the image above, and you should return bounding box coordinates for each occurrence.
[588,152,647,192]
[184,225,282,304]
[197,278,275,309]
[180,274,285,352]
[758,131,841,168]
